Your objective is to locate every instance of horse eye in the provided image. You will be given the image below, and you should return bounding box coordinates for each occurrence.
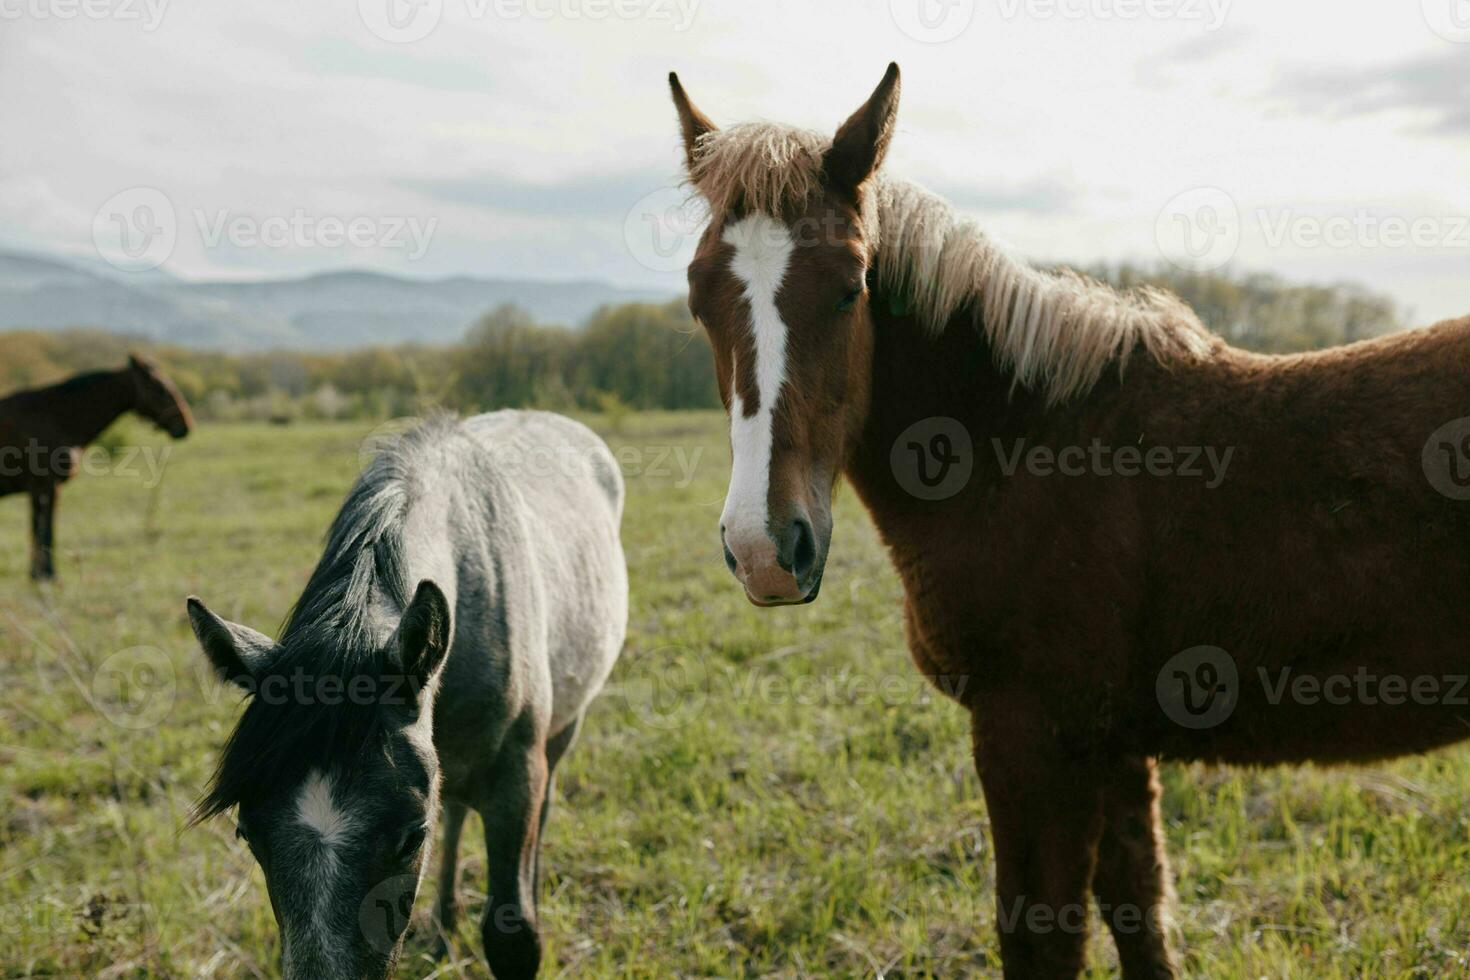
[398,826,428,859]
[836,288,863,313]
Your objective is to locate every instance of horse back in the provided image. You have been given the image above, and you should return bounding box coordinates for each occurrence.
[435,411,627,745]
[888,314,1470,764]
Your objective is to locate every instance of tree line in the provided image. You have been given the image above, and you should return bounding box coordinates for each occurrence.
[0,299,716,421]
[0,265,1410,421]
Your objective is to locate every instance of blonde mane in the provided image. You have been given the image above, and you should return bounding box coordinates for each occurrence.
[692,122,1215,403]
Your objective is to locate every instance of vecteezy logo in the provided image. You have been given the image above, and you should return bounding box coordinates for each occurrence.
[1155,187,1240,272]
[90,646,177,730]
[1437,436,1470,487]
[1156,646,1238,729]
[358,0,443,43]
[623,186,707,274]
[1422,417,1470,500]
[889,0,975,43]
[890,417,973,500]
[92,187,177,272]
[359,875,420,953]
[911,433,958,487]
[605,647,710,731]
[1423,0,1470,42]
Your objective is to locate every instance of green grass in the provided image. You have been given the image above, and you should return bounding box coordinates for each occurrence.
[3,413,1470,978]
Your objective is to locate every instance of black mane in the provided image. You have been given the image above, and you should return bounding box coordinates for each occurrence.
[193,420,456,821]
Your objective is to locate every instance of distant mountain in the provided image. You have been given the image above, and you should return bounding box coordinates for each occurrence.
[0,250,675,350]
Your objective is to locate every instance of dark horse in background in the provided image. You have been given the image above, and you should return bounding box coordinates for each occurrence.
[0,354,193,580]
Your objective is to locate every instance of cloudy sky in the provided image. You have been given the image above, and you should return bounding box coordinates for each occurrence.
[2,0,1467,322]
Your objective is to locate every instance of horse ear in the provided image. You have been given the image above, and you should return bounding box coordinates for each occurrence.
[669,71,718,175]
[397,580,452,686]
[823,62,901,196]
[186,597,276,690]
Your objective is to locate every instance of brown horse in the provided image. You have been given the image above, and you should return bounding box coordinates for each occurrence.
[670,63,1470,978]
[0,355,193,580]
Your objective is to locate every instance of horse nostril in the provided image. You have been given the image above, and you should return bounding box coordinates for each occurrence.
[721,526,739,575]
[793,519,817,582]
[779,517,818,583]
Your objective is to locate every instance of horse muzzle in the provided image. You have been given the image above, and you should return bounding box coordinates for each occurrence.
[721,512,827,606]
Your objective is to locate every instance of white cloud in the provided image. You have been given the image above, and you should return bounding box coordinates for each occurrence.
[0,0,1465,321]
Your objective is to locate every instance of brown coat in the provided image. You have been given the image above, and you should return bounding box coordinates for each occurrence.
[671,63,1470,978]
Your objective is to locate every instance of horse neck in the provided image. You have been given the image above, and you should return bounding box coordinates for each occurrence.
[59,369,138,447]
[844,290,1041,537]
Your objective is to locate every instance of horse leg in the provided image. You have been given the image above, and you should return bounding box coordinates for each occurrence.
[29,484,57,581]
[431,799,469,959]
[1092,757,1179,979]
[533,714,582,902]
[973,701,1107,980]
[480,738,549,980]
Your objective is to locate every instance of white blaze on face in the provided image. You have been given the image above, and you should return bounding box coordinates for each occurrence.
[719,213,795,560]
[296,769,352,845]
[282,769,355,976]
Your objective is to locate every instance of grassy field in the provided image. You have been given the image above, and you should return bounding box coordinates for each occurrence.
[2,412,1470,978]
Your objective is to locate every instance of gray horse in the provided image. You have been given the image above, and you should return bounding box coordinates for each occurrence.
[186,411,627,979]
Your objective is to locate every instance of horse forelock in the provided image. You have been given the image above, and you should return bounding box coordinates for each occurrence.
[194,664,394,822]
[691,123,824,218]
